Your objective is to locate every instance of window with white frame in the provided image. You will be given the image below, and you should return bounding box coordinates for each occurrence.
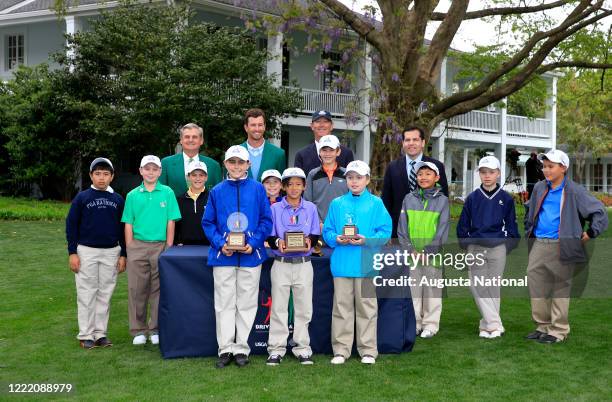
[321,51,349,93]
[5,34,25,71]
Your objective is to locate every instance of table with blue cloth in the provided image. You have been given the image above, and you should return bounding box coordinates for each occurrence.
[158,246,416,359]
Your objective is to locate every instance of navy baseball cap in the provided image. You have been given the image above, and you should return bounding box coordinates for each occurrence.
[312,110,332,122]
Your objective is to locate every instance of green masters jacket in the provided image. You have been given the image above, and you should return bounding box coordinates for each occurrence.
[160,153,222,196]
[240,141,286,181]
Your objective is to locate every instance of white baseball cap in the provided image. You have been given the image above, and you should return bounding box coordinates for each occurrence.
[281,167,306,180]
[261,169,282,182]
[414,161,439,176]
[90,157,114,172]
[345,160,370,176]
[140,155,161,168]
[478,155,501,170]
[538,149,570,168]
[186,161,208,175]
[224,145,250,162]
[318,135,340,150]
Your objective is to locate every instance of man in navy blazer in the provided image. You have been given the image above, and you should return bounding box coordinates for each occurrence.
[294,110,354,176]
[382,126,449,238]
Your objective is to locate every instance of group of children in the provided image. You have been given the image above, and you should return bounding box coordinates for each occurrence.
[67,135,607,365]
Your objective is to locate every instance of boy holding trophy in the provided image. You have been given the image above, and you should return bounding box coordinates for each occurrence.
[202,145,272,368]
[265,167,320,366]
[322,161,392,365]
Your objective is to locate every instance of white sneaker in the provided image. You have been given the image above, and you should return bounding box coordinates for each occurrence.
[479,330,492,339]
[132,334,146,345]
[489,330,503,338]
[361,355,376,364]
[420,329,435,338]
[150,334,159,345]
[330,355,346,365]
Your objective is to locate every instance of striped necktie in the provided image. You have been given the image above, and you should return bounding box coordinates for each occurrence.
[408,160,417,192]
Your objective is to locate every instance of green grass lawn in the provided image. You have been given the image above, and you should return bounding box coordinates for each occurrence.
[1,218,611,401]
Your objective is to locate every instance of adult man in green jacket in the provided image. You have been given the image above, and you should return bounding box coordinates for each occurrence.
[160,123,222,196]
[239,108,286,181]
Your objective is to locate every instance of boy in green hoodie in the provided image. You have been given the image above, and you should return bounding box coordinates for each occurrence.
[397,161,450,339]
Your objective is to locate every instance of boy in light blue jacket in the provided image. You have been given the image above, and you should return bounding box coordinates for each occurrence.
[323,161,392,365]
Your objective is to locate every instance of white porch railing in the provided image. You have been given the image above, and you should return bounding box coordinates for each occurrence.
[285,87,358,116]
[507,114,551,138]
[447,110,499,133]
[446,110,551,139]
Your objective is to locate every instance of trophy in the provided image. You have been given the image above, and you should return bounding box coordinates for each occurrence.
[342,213,359,239]
[284,231,308,252]
[226,212,249,250]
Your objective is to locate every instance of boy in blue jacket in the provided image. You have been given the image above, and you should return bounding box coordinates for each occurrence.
[457,156,519,339]
[323,161,392,365]
[66,157,126,349]
[202,145,273,368]
[524,150,607,344]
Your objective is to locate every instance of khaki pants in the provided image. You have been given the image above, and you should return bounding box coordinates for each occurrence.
[527,240,574,340]
[409,266,443,334]
[75,245,120,341]
[468,244,506,332]
[213,265,261,356]
[126,239,165,336]
[332,277,378,359]
[267,260,313,358]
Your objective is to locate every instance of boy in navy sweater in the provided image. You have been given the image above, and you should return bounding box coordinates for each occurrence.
[66,157,126,349]
[457,156,519,339]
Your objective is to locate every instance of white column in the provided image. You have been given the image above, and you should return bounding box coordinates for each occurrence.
[356,43,372,163]
[602,161,608,194]
[546,76,558,149]
[462,148,469,198]
[439,57,447,96]
[266,32,283,87]
[585,163,591,191]
[499,98,508,182]
[65,16,82,72]
[266,32,283,147]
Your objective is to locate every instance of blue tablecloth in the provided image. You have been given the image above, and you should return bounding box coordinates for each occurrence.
[158,246,416,359]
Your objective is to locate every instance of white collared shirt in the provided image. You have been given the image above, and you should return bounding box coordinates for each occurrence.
[90,185,114,193]
[183,152,199,175]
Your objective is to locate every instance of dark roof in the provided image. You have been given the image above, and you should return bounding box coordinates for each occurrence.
[1,0,100,14]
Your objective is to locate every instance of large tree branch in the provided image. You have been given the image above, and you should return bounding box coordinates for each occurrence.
[430,5,612,129]
[431,0,573,21]
[400,0,439,86]
[419,0,468,83]
[317,0,385,51]
[536,61,612,73]
[429,0,601,116]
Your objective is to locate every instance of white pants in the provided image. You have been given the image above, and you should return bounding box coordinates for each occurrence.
[409,266,443,334]
[213,265,261,356]
[468,244,506,332]
[267,260,313,357]
[75,245,120,341]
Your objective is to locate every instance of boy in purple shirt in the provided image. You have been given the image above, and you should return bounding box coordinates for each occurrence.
[265,167,320,366]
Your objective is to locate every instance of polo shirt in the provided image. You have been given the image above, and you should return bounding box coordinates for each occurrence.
[122,181,181,242]
[534,178,565,239]
[270,197,320,257]
[247,142,264,181]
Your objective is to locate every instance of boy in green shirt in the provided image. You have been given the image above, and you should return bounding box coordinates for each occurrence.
[122,155,181,346]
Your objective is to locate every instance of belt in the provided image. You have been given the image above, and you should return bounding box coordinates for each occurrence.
[274,256,311,264]
[535,238,560,243]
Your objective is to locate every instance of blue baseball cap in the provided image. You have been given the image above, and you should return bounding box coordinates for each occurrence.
[312,110,332,122]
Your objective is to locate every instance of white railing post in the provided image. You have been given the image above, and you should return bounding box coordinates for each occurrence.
[499,98,508,182]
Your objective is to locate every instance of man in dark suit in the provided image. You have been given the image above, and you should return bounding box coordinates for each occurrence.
[294,110,354,176]
[382,126,449,238]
